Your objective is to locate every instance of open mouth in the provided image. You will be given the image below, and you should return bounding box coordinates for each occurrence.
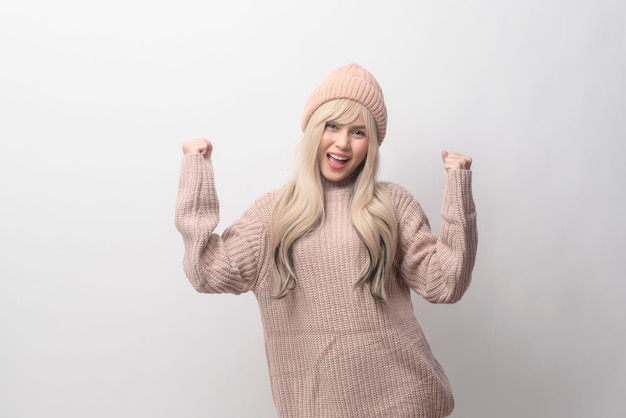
[327,153,349,169]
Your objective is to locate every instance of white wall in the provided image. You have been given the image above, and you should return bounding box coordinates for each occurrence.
[1,0,624,417]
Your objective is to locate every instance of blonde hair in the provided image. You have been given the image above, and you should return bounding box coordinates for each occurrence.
[271,99,397,302]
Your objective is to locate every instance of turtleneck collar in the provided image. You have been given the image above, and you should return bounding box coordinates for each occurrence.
[321,176,354,199]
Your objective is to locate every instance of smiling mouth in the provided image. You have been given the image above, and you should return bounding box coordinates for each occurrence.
[327,153,349,169]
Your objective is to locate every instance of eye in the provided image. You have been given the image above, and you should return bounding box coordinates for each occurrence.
[325,122,339,131]
[353,130,366,137]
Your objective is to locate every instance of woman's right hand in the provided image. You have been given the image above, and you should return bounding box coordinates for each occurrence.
[182,138,213,159]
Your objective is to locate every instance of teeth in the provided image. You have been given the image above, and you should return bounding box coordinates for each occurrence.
[329,153,348,161]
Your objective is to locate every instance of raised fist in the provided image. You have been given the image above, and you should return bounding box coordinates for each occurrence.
[441,150,472,171]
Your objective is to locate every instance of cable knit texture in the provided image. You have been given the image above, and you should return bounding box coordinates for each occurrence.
[175,155,478,418]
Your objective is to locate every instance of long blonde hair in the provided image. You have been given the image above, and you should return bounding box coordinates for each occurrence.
[271,99,397,302]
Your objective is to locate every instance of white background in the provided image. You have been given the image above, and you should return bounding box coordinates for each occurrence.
[1,0,625,417]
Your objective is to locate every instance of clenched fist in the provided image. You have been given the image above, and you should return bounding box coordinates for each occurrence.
[182,138,213,159]
[441,150,472,171]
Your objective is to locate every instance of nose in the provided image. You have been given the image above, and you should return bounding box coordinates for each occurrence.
[334,130,350,150]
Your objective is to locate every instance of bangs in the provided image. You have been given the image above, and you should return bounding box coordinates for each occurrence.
[304,98,379,144]
[315,99,367,127]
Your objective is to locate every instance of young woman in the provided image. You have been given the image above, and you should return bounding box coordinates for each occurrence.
[175,63,477,417]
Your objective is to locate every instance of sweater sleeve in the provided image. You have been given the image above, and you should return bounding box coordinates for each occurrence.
[174,155,266,294]
[394,170,477,303]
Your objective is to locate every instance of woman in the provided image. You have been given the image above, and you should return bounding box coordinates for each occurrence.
[175,63,477,417]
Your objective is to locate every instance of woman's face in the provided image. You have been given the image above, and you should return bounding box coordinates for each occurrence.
[318,112,369,182]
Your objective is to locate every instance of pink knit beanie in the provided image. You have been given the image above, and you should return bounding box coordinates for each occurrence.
[301,63,388,144]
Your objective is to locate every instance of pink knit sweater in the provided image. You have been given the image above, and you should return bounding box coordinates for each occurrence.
[175,155,477,418]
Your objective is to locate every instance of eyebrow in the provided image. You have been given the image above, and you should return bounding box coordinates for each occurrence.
[329,121,367,131]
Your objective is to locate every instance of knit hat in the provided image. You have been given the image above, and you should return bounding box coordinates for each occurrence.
[301,63,388,144]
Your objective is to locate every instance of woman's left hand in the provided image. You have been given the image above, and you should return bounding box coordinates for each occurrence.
[441,150,472,171]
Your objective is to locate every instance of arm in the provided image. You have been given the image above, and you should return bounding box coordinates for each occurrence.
[175,139,264,294]
[396,151,477,303]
